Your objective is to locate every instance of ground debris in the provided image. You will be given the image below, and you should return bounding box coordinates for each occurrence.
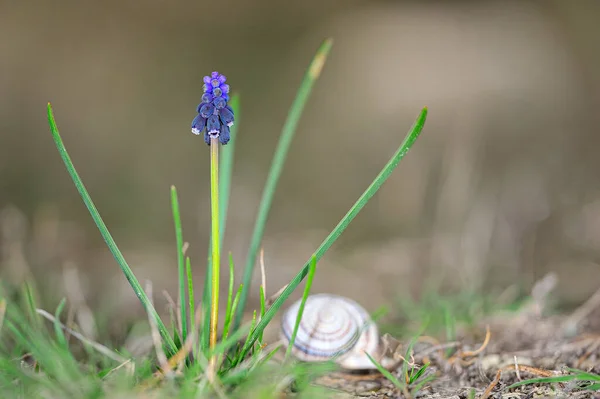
[307,286,600,399]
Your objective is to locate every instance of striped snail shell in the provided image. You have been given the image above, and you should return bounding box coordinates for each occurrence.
[280,294,396,370]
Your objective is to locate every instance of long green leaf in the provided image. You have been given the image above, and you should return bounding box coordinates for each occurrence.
[53,298,68,349]
[285,256,317,360]
[239,107,428,359]
[504,374,582,390]
[171,185,188,342]
[46,103,177,356]
[366,352,405,389]
[219,93,240,234]
[233,38,334,332]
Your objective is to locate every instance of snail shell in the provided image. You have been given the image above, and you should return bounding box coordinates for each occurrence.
[280,294,396,370]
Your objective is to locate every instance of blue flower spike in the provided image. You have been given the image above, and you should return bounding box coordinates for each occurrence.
[191,71,235,145]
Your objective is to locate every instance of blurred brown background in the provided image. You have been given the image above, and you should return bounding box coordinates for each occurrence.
[1,0,600,332]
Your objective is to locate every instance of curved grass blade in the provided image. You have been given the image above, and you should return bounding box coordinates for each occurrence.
[239,107,428,359]
[233,38,334,332]
[504,374,583,390]
[53,298,68,349]
[171,185,188,342]
[505,369,600,391]
[284,256,317,360]
[366,352,405,389]
[46,103,177,356]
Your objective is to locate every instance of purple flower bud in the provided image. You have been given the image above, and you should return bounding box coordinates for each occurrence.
[221,84,230,94]
[213,96,226,110]
[199,103,215,118]
[202,92,213,103]
[219,106,234,127]
[213,87,222,97]
[203,76,211,85]
[207,115,221,135]
[191,114,206,135]
[219,124,231,145]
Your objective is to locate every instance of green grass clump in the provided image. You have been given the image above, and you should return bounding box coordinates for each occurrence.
[0,37,430,397]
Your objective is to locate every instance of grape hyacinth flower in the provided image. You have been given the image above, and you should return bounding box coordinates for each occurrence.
[190,71,237,370]
[191,71,234,145]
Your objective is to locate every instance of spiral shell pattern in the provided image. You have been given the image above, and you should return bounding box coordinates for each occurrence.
[280,294,380,368]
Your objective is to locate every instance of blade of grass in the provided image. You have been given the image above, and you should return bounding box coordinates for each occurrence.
[53,298,68,349]
[566,368,600,381]
[443,304,456,357]
[402,336,418,384]
[504,374,582,390]
[47,103,176,356]
[219,93,240,233]
[0,298,6,333]
[35,308,128,364]
[234,310,256,364]
[239,107,428,359]
[233,38,333,332]
[366,352,405,389]
[224,253,235,330]
[21,282,40,328]
[284,256,317,360]
[201,263,211,352]
[219,253,236,362]
[408,363,429,384]
[185,256,195,336]
[202,92,241,351]
[185,255,196,359]
[171,185,188,343]
[258,286,266,344]
[222,284,243,342]
[411,374,436,395]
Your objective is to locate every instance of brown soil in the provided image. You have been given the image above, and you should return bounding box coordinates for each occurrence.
[299,287,600,399]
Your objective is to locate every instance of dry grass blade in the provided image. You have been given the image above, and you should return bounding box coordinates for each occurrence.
[461,325,491,357]
[500,364,556,378]
[0,298,6,332]
[479,370,501,399]
[35,308,127,364]
[163,290,182,340]
[563,287,600,335]
[62,262,98,340]
[102,358,135,379]
[164,305,204,373]
[145,281,170,375]
[514,356,521,381]
[448,325,490,366]
[260,247,267,296]
[266,284,288,307]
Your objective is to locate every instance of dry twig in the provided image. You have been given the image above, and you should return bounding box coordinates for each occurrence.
[479,370,501,399]
[36,309,128,364]
[447,325,491,367]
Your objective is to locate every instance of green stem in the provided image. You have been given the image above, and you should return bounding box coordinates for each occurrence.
[209,137,220,359]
